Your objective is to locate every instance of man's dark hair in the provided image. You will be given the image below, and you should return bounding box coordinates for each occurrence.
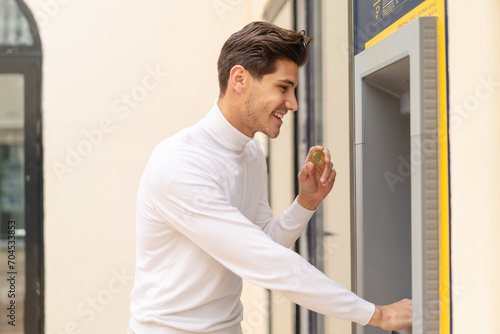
[217,21,312,97]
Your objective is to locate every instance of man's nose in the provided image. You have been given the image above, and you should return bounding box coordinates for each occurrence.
[285,93,298,112]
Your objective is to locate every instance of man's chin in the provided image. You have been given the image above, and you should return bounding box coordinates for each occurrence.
[266,130,280,139]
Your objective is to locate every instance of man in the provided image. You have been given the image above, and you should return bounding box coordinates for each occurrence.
[129,21,411,333]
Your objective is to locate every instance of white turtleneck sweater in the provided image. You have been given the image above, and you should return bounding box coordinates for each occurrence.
[129,103,375,333]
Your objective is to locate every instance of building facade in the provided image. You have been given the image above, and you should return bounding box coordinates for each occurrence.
[0,0,498,333]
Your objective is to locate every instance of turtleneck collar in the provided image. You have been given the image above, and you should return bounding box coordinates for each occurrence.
[204,101,253,153]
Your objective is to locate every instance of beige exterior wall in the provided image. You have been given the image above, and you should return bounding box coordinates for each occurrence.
[22,0,268,333]
[448,1,500,332]
[321,0,354,333]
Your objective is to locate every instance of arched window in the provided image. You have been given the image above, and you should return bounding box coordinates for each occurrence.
[0,0,43,332]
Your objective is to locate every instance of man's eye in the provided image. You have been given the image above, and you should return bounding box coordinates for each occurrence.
[280,86,287,91]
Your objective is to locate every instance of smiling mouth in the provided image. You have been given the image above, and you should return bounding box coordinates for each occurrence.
[272,112,284,120]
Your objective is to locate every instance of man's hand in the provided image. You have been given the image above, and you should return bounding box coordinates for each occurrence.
[297,146,336,210]
[368,299,412,331]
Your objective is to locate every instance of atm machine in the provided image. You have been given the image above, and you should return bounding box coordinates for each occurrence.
[354,17,440,334]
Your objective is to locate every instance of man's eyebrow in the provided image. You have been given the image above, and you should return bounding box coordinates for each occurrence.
[278,79,297,88]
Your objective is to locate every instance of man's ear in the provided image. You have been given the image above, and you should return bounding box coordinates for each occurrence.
[228,65,249,95]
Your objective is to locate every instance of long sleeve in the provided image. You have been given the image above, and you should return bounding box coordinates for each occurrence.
[253,186,315,248]
[145,149,375,325]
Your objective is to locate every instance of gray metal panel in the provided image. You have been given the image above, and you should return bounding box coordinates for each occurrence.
[414,17,440,333]
[353,17,439,334]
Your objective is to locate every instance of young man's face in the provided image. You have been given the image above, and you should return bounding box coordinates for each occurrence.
[241,59,299,138]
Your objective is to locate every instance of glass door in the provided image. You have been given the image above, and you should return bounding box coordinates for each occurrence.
[0,73,25,333]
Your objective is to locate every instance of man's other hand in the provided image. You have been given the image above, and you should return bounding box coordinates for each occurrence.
[368,299,413,331]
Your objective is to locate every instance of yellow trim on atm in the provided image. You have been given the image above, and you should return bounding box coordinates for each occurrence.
[436,1,451,333]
